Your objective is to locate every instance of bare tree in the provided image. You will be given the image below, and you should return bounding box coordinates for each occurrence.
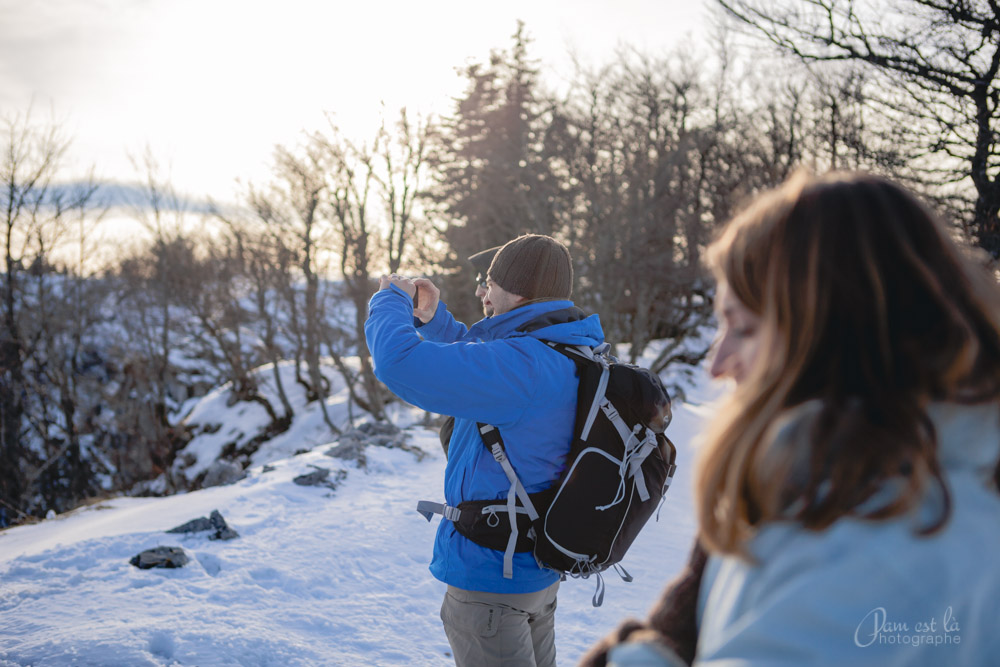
[377,109,432,274]
[559,52,720,365]
[0,110,104,521]
[717,0,1000,253]
[112,234,203,486]
[20,186,107,511]
[301,109,432,426]
[105,150,210,489]
[321,128,386,421]
[246,142,342,434]
[124,149,192,433]
[216,217,296,422]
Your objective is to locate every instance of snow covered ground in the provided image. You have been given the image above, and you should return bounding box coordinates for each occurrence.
[0,359,722,666]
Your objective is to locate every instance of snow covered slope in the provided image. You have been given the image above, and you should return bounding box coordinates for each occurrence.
[0,365,721,666]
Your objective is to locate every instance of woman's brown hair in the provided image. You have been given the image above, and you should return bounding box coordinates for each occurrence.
[697,171,1000,556]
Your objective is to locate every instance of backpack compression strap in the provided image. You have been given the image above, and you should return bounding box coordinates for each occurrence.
[477,422,540,579]
[543,342,658,504]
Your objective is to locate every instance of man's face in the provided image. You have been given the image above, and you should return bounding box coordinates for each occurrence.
[484,278,525,316]
[476,273,494,317]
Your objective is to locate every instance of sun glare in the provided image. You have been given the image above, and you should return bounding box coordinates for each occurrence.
[4,0,707,203]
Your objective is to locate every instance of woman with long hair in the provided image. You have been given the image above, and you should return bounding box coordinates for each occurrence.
[606,171,1000,666]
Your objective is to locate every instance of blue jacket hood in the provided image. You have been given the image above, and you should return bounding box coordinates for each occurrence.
[464,299,604,348]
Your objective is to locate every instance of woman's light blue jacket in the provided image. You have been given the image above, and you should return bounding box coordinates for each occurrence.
[693,401,1000,666]
[609,401,1000,666]
[366,286,605,593]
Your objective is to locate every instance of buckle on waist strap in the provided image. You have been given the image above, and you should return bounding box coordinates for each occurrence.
[416,500,463,523]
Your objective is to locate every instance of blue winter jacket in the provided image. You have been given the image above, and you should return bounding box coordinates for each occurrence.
[365,286,605,593]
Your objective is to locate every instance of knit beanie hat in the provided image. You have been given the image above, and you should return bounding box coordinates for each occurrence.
[488,234,573,300]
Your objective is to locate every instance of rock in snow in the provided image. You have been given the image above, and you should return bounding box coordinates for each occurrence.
[201,460,246,488]
[166,509,239,541]
[292,466,347,490]
[129,546,189,569]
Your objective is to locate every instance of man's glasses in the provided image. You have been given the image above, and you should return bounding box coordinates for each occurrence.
[476,274,488,289]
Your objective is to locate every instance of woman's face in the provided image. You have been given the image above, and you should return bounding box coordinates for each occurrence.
[710,281,764,385]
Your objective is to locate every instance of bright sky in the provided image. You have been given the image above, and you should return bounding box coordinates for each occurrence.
[1,0,709,204]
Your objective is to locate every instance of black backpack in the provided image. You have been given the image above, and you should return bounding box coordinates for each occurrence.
[417,311,677,605]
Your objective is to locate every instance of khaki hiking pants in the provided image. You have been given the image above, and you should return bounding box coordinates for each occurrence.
[440,581,559,667]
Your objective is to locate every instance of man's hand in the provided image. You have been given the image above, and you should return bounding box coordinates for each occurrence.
[379,275,440,323]
[413,278,441,324]
[378,274,417,299]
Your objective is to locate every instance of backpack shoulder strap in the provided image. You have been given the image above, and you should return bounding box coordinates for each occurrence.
[537,340,606,364]
[533,341,612,440]
[476,422,540,579]
[476,423,539,521]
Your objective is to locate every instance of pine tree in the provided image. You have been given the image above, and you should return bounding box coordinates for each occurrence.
[428,23,566,321]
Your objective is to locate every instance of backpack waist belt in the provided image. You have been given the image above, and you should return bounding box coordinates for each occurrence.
[416,491,554,554]
[416,421,561,579]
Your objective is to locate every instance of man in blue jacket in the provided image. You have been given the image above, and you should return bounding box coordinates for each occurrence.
[366,234,605,667]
